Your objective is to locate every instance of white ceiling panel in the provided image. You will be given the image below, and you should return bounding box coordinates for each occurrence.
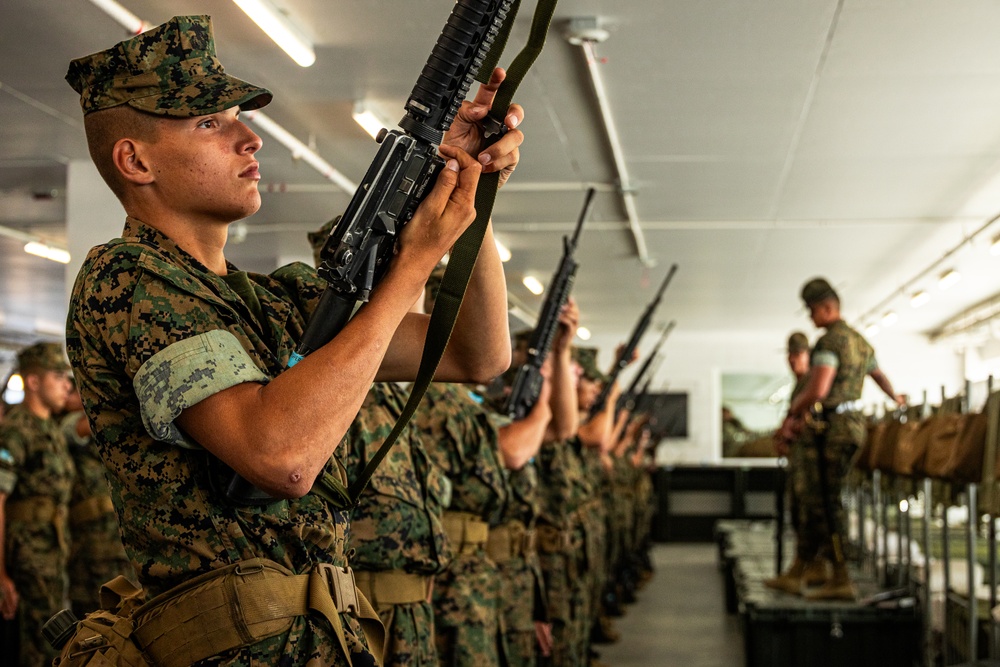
[4,0,1000,352]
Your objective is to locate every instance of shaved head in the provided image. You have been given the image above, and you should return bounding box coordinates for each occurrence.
[83,105,161,200]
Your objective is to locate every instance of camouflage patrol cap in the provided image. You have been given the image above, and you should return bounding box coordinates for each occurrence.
[65,15,272,116]
[787,332,809,354]
[17,342,71,374]
[800,277,839,307]
[572,347,607,383]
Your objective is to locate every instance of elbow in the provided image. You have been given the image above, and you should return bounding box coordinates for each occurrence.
[554,422,577,442]
[239,432,325,499]
[244,459,317,499]
[466,347,511,385]
[502,450,532,471]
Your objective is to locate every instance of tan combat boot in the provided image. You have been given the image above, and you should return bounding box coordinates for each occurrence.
[763,557,806,595]
[802,557,829,587]
[802,562,856,601]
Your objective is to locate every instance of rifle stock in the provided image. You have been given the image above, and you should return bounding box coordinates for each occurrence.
[588,265,678,420]
[504,188,595,419]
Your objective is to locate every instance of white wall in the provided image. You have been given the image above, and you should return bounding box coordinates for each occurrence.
[587,326,964,467]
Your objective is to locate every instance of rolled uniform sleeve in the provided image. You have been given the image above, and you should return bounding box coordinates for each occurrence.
[866,356,878,374]
[133,329,269,449]
[0,446,17,496]
[811,349,839,369]
[69,239,272,452]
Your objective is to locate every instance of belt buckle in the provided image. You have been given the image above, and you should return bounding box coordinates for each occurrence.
[318,563,359,615]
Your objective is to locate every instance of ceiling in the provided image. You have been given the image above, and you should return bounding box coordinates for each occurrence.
[5,0,1000,363]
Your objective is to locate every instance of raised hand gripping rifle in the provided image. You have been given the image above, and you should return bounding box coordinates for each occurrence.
[504,188,595,420]
[224,0,560,505]
[587,264,678,420]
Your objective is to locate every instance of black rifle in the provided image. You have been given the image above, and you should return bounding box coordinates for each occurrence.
[504,188,595,419]
[588,265,678,420]
[294,0,515,363]
[224,0,517,504]
[615,320,675,417]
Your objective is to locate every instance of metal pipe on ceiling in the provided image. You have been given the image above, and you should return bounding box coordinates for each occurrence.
[566,19,653,267]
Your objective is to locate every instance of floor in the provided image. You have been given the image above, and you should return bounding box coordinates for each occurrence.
[598,543,745,667]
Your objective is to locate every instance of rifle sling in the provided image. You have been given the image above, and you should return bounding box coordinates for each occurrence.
[341,0,559,505]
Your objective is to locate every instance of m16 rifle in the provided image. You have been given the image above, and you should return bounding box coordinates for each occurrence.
[504,188,595,420]
[587,265,678,420]
[293,0,518,363]
[615,320,675,417]
[224,0,562,505]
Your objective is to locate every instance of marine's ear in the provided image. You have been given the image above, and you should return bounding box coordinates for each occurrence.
[113,138,155,186]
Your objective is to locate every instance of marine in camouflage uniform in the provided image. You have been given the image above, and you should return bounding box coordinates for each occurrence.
[628,430,657,585]
[786,278,903,600]
[63,6,522,661]
[580,437,612,645]
[344,382,453,667]
[64,17,378,664]
[536,435,591,667]
[486,365,549,667]
[61,389,135,618]
[413,382,509,667]
[534,345,613,667]
[0,342,75,667]
[764,332,829,594]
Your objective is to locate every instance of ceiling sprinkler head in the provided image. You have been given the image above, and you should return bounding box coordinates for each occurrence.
[565,17,610,45]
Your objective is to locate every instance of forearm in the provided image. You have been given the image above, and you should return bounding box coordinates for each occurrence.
[547,346,578,441]
[870,369,896,400]
[435,222,511,382]
[789,366,835,417]
[179,260,428,498]
[499,403,552,470]
[610,412,633,455]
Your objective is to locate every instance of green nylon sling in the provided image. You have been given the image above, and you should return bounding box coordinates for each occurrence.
[310,0,561,508]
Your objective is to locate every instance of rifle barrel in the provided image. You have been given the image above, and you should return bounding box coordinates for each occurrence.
[570,188,596,248]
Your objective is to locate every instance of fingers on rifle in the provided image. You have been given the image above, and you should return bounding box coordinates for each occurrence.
[470,67,506,109]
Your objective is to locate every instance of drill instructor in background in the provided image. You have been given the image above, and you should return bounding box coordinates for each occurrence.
[782,278,904,600]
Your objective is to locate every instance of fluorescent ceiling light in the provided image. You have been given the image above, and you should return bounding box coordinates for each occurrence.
[865,324,880,338]
[910,290,930,308]
[243,111,356,193]
[881,311,898,327]
[522,275,544,295]
[232,0,315,67]
[352,103,387,140]
[7,374,23,392]
[85,0,148,34]
[24,241,70,264]
[577,326,592,341]
[494,238,512,262]
[938,269,961,290]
